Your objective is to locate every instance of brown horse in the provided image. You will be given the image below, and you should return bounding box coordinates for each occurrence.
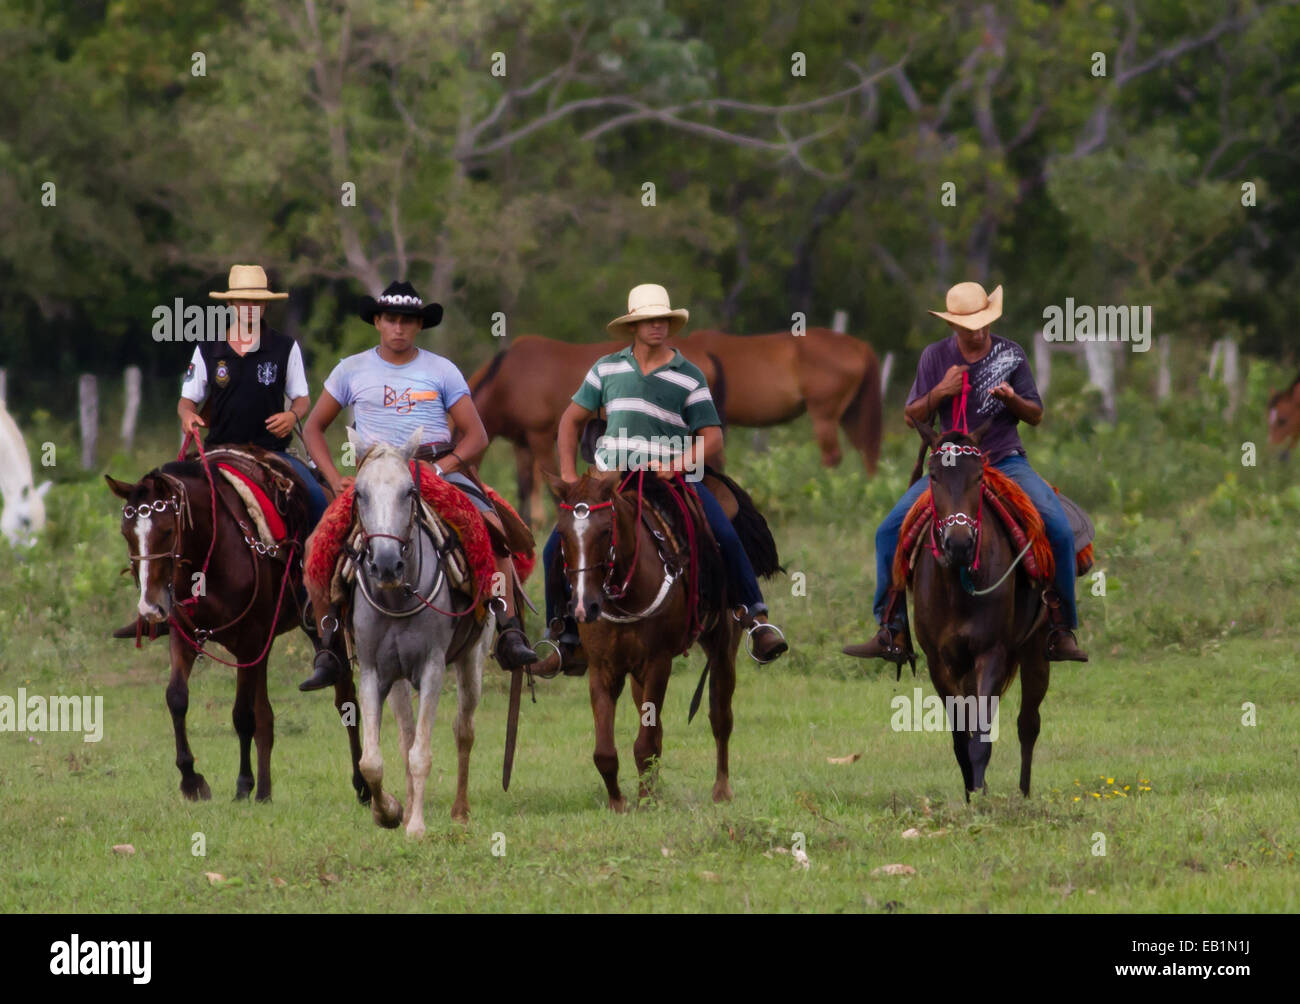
[907,421,1051,800]
[107,454,367,803]
[683,328,881,470]
[1267,373,1300,458]
[468,335,724,526]
[546,469,740,811]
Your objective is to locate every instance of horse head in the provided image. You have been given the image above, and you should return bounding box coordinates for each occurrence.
[546,467,627,623]
[1266,379,1300,459]
[916,419,993,570]
[353,427,423,589]
[107,471,184,623]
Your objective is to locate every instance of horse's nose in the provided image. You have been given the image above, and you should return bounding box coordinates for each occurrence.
[944,531,976,568]
[368,553,405,586]
[576,600,600,623]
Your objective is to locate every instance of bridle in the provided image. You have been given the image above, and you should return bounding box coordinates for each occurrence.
[557,469,680,621]
[927,442,985,571]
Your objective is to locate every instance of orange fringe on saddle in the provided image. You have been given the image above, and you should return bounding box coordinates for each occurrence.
[892,463,1056,588]
[304,461,534,600]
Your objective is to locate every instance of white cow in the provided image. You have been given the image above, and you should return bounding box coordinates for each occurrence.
[0,402,51,547]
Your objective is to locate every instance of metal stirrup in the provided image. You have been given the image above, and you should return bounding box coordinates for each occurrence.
[745,621,787,663]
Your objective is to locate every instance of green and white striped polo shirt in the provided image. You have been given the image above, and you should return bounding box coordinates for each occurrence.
[572,345,721,470]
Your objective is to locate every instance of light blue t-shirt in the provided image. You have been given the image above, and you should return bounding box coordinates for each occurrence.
[323,347,471,447]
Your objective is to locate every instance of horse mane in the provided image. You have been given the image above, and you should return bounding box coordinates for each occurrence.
[621,474,728,616]
[470,349,507,400]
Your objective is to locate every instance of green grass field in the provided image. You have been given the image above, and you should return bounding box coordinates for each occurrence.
[2,371,1298,912]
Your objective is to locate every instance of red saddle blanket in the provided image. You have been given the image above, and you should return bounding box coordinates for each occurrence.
[217,462,287,541]
[304,461,534,600]
[892,464,1094,588]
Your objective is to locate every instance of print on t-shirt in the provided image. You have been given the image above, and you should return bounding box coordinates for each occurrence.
[968,340,1027,420]
[383,385,440,413]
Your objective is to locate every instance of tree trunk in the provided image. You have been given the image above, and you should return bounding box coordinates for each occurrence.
[1034,331,1051,398]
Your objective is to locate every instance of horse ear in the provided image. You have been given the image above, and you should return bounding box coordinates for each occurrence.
[400,425,424,463]
[542,470,569,501]
[35,480,52,499]
[969,419,994,446]
[915,418,939,450]
[105,475,135,500]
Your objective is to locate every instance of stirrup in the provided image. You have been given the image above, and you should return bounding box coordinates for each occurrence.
[528,638,564,679]
[744,621,788,664]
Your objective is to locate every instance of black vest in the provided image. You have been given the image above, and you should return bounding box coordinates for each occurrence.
[197,328,296,451]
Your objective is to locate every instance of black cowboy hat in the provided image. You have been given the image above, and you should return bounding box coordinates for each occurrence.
[359,280,443,328]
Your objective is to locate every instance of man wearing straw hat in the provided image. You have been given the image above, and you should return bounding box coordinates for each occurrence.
[532,283,789,676]
[843,281,1088,665]
[112,264,326,638]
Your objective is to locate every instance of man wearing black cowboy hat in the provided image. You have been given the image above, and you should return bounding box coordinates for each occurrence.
[297,280,542,691]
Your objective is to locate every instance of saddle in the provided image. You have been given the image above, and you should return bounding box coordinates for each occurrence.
[893,464,1095,588]
[188,445,313,551]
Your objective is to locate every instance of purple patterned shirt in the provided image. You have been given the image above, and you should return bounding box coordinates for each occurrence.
[905,333,1041,463]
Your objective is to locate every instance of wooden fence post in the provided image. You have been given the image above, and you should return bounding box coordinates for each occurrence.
[880,351,895,398]
[831,309,848,334]
[1034,331,1052,398]
[1156,334,1172,401]
[121,365,141,451]
[79,374,99,470]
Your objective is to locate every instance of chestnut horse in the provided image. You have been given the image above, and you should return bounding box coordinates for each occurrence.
[468,335,724,526]
[683,328,881,471]
[907,421,1051,800]
[1266,373,1300,458]
[546,469,740,811]
[107,452,366,803]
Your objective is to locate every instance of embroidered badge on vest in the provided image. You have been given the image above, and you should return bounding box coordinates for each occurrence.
[257,362,278,386]
[214,360,231,387]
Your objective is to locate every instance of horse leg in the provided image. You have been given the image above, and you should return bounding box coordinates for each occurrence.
[409,656,448,840]
[512,443,534,526]
[357,667,401,828]
[590,667,626,812]
[808,403,844,468]
[631,660,670,803]
[964,646,1009,796]
[524,431,557,530]
[166,634,210,801]
[450,634,485,824]
[252,659,274,802]
[706,625,738,803]
[331,656,370,804]
[1017,649,1051,797]
[232,666,256,800]
[388,678,416,825]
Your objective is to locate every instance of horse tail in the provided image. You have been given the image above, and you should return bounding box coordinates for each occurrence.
[704,465,783,578]
[469,349,507,401]
[707,351,728,428]
[840,344,881,473]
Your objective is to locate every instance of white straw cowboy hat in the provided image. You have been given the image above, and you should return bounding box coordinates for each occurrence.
[928,281,1002,330]
[606,283,690,336]
[209,264,288,301]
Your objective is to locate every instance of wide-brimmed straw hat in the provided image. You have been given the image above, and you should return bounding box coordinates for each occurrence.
[928,281,1003,330]
[606,284,690,336]
[359,280,443,328]
[209,264,288,301]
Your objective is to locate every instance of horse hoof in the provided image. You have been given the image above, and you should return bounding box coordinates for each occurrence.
[711,784,733,803]
[183,775,212,801]
[405,822,426,840]
[608,797,628,813]
[374,794,403,829]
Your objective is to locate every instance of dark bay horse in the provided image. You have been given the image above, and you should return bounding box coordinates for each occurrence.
[107,453,366,803]
[908,421,1050,800]
[546,469,740,811]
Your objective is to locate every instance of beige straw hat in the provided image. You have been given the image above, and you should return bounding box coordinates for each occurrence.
[928,282,1002,330]
[209,264,289,301]
[606,284,690,336]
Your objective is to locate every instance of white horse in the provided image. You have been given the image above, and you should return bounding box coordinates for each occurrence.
[350,430,491,837]
[0,402,51,548]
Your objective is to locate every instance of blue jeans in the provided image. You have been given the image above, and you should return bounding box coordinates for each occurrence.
[276,452,328,529]
[872,453,1078,628]
[543,481,764,623]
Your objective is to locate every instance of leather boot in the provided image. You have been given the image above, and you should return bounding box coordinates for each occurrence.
[494,610,541,670]
[1044,588,1088,662]
[300,604,345,691]
[735,605,789,665]
[842,588,913,664]
[112,617,169,640]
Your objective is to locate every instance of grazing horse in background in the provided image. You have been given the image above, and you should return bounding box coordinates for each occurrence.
[906,420,1051,800]
[106,449,367,803]
[0,403,51,548]
[682,328,882,471]
[547,469,742,811]
[1267,373,1300,459]
[348,434,491,836]
[468,335,724,527]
